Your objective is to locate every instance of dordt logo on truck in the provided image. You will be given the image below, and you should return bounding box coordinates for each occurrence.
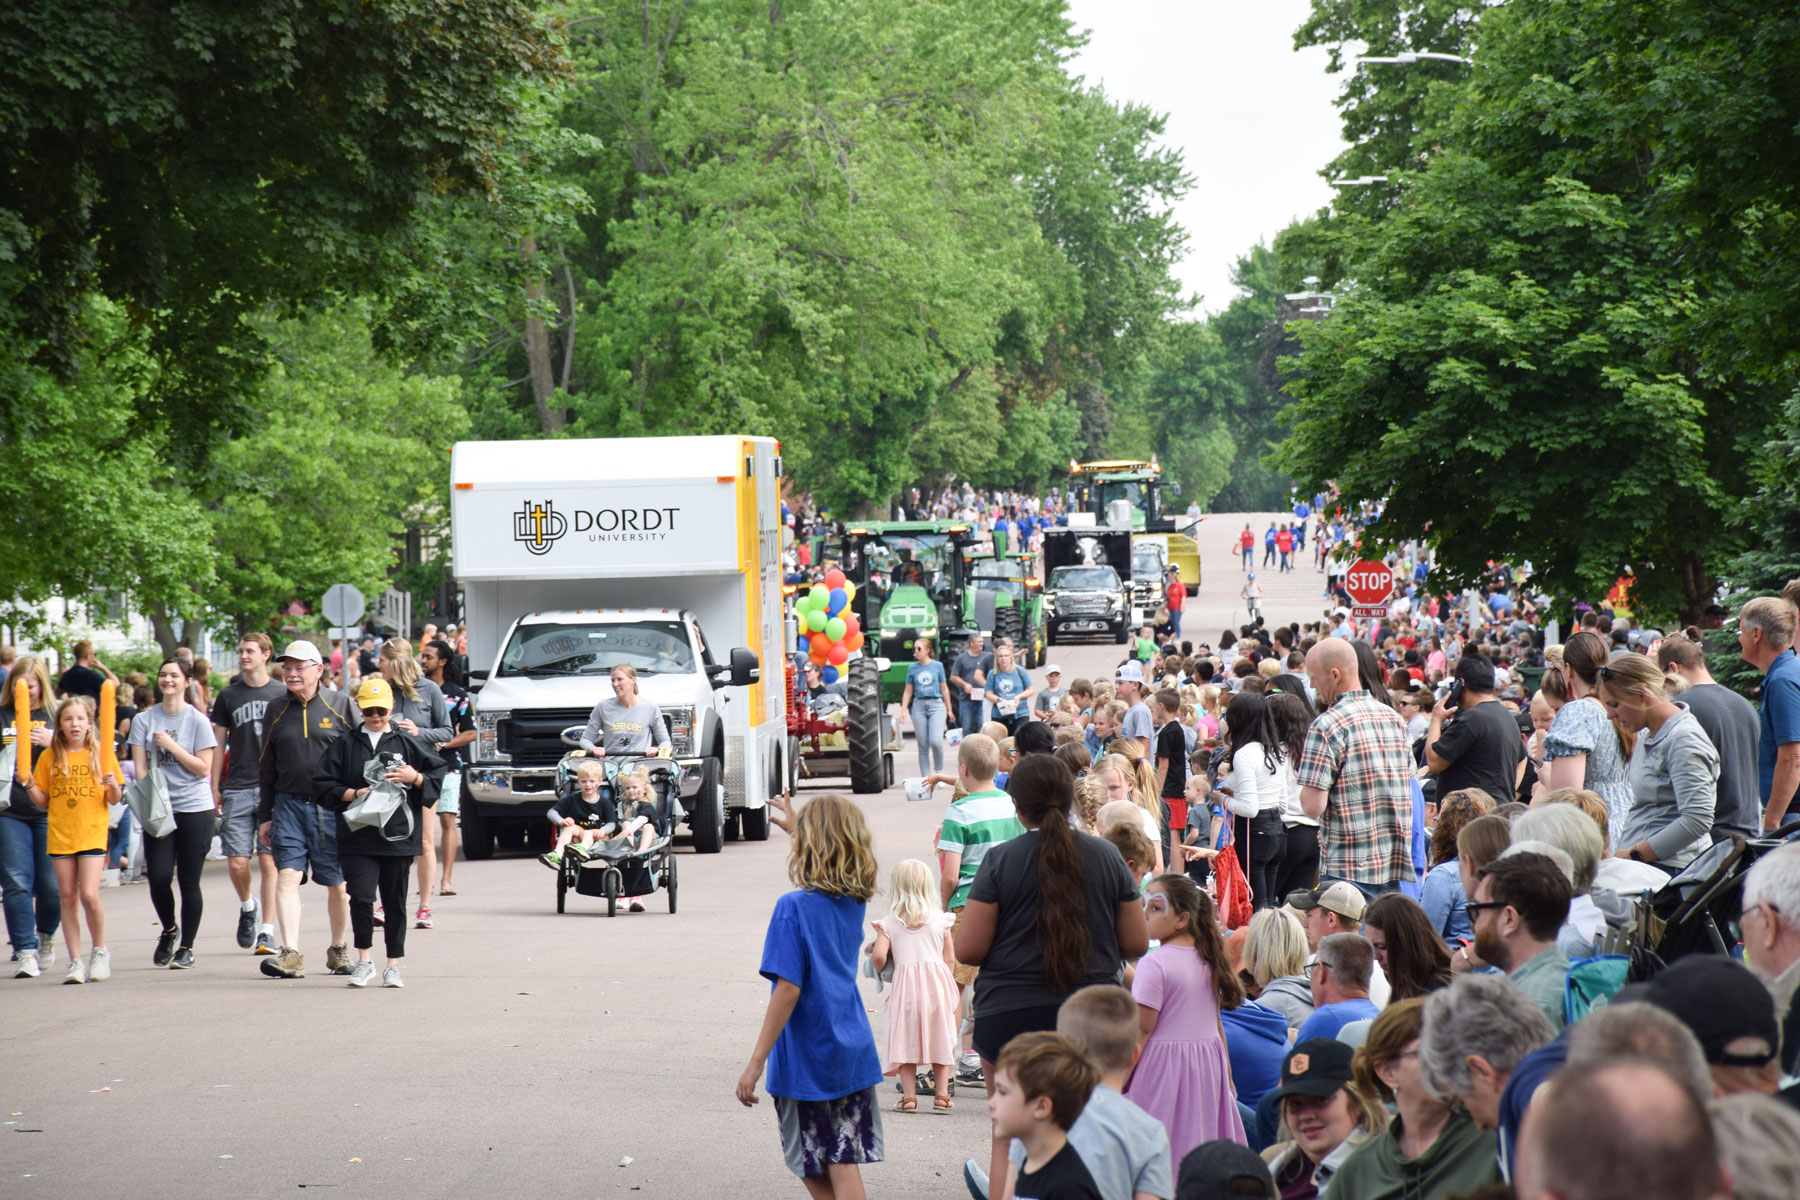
[513,500,567,555]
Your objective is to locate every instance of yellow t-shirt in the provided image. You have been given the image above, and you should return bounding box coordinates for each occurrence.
[33,749,111,855]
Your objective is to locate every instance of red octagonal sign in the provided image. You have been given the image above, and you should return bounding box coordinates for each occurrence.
[1344,560,1394,606]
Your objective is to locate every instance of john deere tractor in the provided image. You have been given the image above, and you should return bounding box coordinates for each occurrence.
[1067,458,1201,589]
[835,522,976,704]
[962,550,1047,668]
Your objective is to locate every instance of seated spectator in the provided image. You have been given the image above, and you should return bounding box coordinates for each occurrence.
[1627,955,1784,1099]
[1420,787,1496,947]
[1288,881,1392,1007]
[1449,814,1513,975]
[1710,1093,1800,1200]
[1177,1140,1275,1200]
[1509,803,1614,957]
[1259,1039,1388,1200]
[1469,851,1572,1032]
[1295,934,1380,1043]
[1514,1060,1729,1200]
[1362,894,1452,1001]
[1738,841,1800,1077]
[1420,974,1555,1132]
[1332,999,1501,1200]
[1564,1001,1712,1105]
[1220,986,1292,1110]
[1241,908,1314,1031]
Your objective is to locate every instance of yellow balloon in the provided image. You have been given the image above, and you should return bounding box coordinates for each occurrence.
[842,579,856,604]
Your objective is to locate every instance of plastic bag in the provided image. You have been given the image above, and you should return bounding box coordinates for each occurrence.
[0,741,13,812]
[123,765,175,839]
[344,758,413,842]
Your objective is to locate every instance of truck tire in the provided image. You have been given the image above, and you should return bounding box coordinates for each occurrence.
[1114,622,1128,644]
[741,803,771,841]
[995,604,1022,652]
[848,657,884,794]
[461,797,495,861]
[690,756,725,854]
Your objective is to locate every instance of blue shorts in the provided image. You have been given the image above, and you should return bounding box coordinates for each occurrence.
[436,771,461,816]
[269,792,344,887]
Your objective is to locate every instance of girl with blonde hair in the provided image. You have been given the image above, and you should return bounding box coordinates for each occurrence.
[1598,653,1719,871]
[1095,751,1165,874]
[26,697,121,982]
[870,859,959,1113]
[737,794,885,1191]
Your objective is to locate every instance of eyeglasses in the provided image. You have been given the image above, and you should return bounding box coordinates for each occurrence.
[1463,900,1510,920]
[1729,901,1778,945]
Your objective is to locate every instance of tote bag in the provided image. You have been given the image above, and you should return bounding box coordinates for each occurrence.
[123,765,175,839]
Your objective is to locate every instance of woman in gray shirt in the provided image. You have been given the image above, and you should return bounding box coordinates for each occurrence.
[580,665,670,757]
[1600,654,1718,871]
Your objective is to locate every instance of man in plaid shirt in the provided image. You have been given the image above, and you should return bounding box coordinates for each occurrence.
[1296,638,1416,893]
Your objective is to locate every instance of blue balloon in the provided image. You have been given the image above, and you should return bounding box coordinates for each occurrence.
[797,634,810,654]
[821,665,840,684]
[828,587,848,613]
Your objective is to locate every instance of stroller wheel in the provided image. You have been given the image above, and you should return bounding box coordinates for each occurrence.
[604,867,620,918]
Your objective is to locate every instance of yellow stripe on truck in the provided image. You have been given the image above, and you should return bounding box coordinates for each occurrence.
[736,439,765,719]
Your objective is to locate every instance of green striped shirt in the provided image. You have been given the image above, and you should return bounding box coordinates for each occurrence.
[938,788,1024,908]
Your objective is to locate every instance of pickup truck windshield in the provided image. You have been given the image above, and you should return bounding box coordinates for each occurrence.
[498,621,695,677]
[1050,567,1120,591]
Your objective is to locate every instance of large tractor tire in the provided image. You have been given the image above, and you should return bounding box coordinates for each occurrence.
[994,604,1023,653]
[847,657,885,794]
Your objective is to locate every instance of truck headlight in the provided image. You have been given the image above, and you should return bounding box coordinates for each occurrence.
[476,710,510,763]
[663,705,697,757]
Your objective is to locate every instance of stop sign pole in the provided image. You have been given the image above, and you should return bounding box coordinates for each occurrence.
[1344,560,1394,618]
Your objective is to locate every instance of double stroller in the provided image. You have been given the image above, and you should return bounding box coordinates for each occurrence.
[549,753,682,916]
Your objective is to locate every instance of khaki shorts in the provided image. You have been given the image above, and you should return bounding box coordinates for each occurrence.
[951,905,979,989]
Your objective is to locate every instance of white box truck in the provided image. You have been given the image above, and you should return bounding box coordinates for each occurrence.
[450,435,787,856]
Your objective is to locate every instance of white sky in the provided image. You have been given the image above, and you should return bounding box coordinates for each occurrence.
[1065,0,1351,314]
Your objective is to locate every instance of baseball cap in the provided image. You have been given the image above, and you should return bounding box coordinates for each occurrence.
[1116,661,1144,683]
[277,641,323,665]
[1175,1139,1274,1200]
[1043,663,1063,676]
[1334,606,1351,617]
[1621,955,1778,1066]
[355,677,395,710]
[1264,1038,1357,1105]
[1286,881,1367,921]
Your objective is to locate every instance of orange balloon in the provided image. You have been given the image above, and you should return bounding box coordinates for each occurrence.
[844,631,865,652]
[827,643,849,666]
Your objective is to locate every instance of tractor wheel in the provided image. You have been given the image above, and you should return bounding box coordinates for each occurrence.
[995,604,1023,653]
[847,657,885,794]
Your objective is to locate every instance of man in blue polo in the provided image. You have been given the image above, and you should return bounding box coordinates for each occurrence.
[1739,597,1800,831]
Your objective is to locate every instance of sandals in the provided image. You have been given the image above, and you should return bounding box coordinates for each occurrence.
[894,1097,918,1113]
[438,888,457,897]
[933,1095,954,1112]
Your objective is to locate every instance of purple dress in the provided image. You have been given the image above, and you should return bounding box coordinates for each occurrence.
[1124,945,1247,1162]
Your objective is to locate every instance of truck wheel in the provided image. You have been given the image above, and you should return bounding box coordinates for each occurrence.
[691,757,725,854]
[462,797,495,861]
[1114,622,1129,644]
[741,803,771,841]
[724,810,741,842]
[847,657,885,794]
[786,736,801,795]
[995,604,1022,652]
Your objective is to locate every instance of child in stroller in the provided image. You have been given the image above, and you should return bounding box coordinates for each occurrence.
[541,758,616,870]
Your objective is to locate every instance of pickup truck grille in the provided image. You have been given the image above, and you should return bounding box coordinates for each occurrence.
[496,708,593,767]
[1060,597,1109,614]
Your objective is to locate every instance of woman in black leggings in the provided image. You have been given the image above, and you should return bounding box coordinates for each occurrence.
[127,660,218,968]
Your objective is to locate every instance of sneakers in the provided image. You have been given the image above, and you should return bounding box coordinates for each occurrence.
[372,905,385,928]
[326,943,352,975]
[12,949,39,978]
[236,902,258,949]
[38,936,55,970]
[260,947,304,978]
[153,926,179,967]
[64,957,87,985]
[538,851,561,870]
[963,1159,990,1200]
[345,960,376,988]
[88,947,111,981]
[253,932,277,956]
[414,907,432,929]
[566,842,592,862]
[954,1055,984,1087]
[382,964,404,988]
[170,947,195,970]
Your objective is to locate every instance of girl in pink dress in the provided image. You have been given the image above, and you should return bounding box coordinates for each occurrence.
[1126,873,1248,1161]
[870,858,960,1113]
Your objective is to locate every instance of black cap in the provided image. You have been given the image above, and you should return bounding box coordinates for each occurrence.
[1176,1139,1274,1200]
[1264,1038,1356,1104]
[1624,955,1778,1066]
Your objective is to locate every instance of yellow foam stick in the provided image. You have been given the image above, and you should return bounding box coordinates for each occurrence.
[99,679,119,778]
[13,678,29,784]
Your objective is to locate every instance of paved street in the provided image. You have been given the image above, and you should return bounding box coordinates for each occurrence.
[3,514,1310,1199]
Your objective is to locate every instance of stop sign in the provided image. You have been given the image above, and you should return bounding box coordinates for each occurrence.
[1344,560,1394,606]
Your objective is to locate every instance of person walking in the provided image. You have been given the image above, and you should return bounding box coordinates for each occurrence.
[55,640,117,704]
[1263,524,1278,569]
[981,641,1034,737]
[313,677,444,988]
[1166,567,1186,638]
[950,633,992,736]
[3,657,60,978]
[256,641,360,979]
[377,638,451,930]
[419,639,474,899]
[1218,691,1288,909]
[900,638,948,779]
[869,859,959,1113]
[1737,597,1800,832]
[210,633,286,956]
[26,697,121,983]
[1237,525,1254,571]
[128,659,219,969]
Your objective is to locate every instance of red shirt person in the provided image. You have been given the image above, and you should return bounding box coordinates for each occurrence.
[1165,570,1187,637]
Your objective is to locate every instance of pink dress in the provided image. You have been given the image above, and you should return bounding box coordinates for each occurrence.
[875,912,960,1070]
[1125,945,1247,1162]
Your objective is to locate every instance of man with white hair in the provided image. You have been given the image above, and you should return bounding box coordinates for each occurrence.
[1738,840,1800,1076]
[1738,596,1800,831]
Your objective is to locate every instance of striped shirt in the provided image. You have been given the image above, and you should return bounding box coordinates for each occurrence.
[938,789,1024,908]
[1296,690,1416,885]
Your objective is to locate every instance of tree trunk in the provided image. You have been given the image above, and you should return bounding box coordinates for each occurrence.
[147,603,180,660]
[1676,547,1712,628]
[520,233,564,433]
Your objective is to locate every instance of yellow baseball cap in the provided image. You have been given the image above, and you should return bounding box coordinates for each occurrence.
[355,678,395,710]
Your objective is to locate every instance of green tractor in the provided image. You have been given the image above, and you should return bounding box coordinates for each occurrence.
[836,521,976,705]
[962,550,1047,668]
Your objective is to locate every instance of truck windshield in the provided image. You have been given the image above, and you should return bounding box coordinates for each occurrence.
[1133,549,1162,576]
[1050,567,1120,591]
[1098,481,1145,512]
[498,621,695,677]
[970,558,1027,600]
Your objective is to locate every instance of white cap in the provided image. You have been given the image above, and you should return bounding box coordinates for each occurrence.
[1116,661,1144,683]
[277,641,323,665]
[1334,607,1351,618]
[1043,663,1063,676]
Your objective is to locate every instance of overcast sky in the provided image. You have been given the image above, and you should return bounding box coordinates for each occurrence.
[1065,0,1351,315]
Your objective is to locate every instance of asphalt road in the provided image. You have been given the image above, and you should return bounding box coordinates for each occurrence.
[2,512,1313,1199]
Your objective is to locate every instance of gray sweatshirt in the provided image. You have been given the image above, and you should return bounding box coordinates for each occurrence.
[391,677,453,746]
[1622,705,1718,868]
[580,698,670,756]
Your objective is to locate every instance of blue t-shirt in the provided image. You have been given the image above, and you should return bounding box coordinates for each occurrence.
[1762,652,1800,813]
[906,661,947,700]
[1221,1001,1291,1106]
[1264,527,1277,546]
[758,889,883,1101]
[1295,998,1381,1044]
[988,667,1031,713]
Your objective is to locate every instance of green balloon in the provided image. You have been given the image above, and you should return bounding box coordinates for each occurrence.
[825,616,847,641]
[807,609,828,632]
[808,586,829,610]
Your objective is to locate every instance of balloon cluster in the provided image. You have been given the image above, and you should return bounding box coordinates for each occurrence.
[796,568,865,684]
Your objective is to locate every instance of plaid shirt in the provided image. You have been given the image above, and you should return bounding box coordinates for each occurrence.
[1296,690,1416,884]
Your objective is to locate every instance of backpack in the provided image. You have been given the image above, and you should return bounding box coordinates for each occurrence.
[1563,954,1631,1025]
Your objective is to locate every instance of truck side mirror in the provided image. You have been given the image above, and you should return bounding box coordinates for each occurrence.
[730,646,760,688]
